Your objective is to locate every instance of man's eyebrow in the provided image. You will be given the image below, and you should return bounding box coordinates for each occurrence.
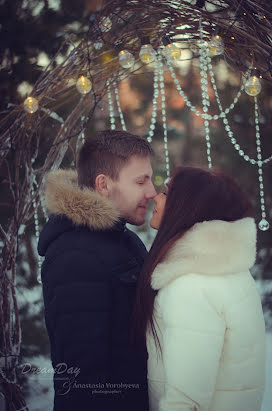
[135,174,151,180]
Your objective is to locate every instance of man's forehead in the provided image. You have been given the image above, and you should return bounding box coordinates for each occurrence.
[122,155,153,174]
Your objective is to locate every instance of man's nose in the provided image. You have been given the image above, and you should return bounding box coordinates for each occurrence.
[146,182,157,199]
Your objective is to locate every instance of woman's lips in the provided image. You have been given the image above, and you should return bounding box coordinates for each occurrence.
[152,209,157,214]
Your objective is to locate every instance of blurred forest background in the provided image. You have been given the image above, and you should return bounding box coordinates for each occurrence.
[0,0,271,409]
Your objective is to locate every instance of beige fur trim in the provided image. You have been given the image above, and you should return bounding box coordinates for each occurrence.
[151,218,257,290]
[44,169,120,230]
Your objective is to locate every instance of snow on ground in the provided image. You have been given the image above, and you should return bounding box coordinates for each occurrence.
[24,355,54,411]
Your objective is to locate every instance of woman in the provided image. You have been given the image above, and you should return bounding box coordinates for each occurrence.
[134,166,266,411]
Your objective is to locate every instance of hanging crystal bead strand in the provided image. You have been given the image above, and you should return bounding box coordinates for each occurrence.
[40,195,48,220]
[166,58,245,122]
[199,21,212,168]
[113,81,127,131]
[147,60,160,143]
[207,58,252,163]
[31,183,42,283]
[107,80,116,130]
[79,115,86,144]
[207,57,246,120]
[158,53,170,178]
[208,58,272,165]
[254,97,269,231]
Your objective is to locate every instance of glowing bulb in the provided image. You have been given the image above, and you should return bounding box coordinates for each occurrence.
[154,175,164,186]
[99,17,112,32]
[101,51,115,64]
[244,75,262,96]
[118,50,135,69]
[24,97,38,114]
[208,36,224,56]
[162,43,181,61]
[76,76,92,95]
[139,44,156,64]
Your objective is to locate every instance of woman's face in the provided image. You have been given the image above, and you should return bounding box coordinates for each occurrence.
[149,183,169,229]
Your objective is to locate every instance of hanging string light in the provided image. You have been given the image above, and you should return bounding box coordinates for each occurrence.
[24,97,39,114]
[245,71,262,96]
[208,35,224,56]
[76,76,92,95]
[161,37,181,62]
[118,50,135,69]
[139,37,157,64]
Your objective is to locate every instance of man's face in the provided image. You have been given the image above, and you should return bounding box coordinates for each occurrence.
[108,155,156,225]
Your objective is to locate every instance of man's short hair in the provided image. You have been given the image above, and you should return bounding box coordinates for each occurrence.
[76,130,154,189]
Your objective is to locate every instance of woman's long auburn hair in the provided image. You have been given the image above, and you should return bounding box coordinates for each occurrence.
[132,166,254,354]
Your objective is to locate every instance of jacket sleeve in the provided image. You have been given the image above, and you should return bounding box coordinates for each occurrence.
[158,275,226,411]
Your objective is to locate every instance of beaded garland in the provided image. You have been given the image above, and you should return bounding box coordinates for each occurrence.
[107,42,271,230]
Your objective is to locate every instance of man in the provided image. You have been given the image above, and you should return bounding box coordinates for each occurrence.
[38,130,156,411]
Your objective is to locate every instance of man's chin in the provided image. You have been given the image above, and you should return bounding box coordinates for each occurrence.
[127,218,145,226]
[125,214,146,226]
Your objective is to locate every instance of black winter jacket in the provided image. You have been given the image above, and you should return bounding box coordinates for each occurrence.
[38,169,149,411]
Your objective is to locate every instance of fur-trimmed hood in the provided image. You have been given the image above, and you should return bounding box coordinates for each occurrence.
[151,217,257,290]
[44,169,120,230]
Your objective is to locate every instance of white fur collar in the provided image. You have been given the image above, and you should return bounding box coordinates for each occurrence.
[151,218,257,290]
[44,169,120,230]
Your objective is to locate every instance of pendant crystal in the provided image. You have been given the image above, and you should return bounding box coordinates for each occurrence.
[258,219,270,231]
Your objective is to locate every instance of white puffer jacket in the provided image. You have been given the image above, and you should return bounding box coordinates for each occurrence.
[146,218,266,411]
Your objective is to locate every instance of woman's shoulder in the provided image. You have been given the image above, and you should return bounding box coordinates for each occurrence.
[157,270,260,326]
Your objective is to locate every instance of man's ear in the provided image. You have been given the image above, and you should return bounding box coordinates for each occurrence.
[95,174,112,196]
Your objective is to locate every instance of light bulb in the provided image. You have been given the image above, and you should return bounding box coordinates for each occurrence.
[24,97,38,114]
[118,50,135,69]
[154,175,164,186]
[162,43,181,61]
[76,76,92,95]
[244,75,262,96]
[139,44,156,64]
[99,17,112,32]
[208,35,224,56]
